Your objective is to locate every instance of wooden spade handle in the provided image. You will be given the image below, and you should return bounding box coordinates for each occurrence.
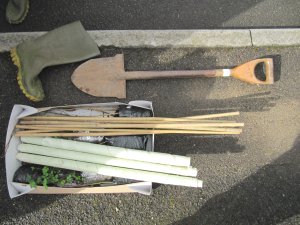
[124,69,226,80]
[123,58,274,84]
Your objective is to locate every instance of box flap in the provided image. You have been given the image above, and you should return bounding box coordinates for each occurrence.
[5,105,38,198]
[128,100,153,111]
[6,105,38,145]
[127,181,153,195]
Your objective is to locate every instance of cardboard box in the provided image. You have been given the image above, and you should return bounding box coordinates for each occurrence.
[5,101,154,198]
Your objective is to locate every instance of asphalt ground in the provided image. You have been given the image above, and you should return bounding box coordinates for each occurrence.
[0,1,300,223]
[0,46,299,224]
[0,0,300,32]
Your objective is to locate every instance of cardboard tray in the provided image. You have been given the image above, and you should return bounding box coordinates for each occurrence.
[5,101,154,198]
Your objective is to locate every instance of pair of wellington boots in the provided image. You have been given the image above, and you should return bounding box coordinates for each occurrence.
[10,21,100,101]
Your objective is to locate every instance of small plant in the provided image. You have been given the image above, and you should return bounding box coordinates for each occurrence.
[27,166,82,189]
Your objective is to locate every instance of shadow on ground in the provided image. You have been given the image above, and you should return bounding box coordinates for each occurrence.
[192,92,279,113]
[173,136,300,225]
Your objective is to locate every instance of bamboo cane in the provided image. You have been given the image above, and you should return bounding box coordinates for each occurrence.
[19,120,237,125]
[20,118,234,124]
[16,122,244,128]
[183,111,239,119]
[17,125,242,133]
[15,130,241,137]
[21,111,239,122]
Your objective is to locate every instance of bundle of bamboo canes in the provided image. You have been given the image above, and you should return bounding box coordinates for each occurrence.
[15,112,243,137]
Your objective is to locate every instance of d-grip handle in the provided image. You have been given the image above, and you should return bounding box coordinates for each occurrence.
[231,58,274,84]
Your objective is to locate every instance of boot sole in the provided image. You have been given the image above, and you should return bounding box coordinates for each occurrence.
[10,47,41,101]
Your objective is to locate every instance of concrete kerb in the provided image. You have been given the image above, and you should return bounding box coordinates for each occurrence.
[0,29,299,52]
[250,29,300,47]
[88,30,251,48]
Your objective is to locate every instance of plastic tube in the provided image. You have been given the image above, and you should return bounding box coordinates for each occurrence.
[21,137,191,166]
[16,153,203,188]
[18,144,197,177]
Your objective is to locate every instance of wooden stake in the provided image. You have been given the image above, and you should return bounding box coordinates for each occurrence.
[16,127,242,133]
[21,112,239,122]
[16,122,244,130]
[15,129,241,137]
[184,112,239,119]
[19,119,234,125]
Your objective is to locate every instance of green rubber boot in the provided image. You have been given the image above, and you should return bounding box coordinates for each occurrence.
[10,21,100,101]
[6,0,29,24]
